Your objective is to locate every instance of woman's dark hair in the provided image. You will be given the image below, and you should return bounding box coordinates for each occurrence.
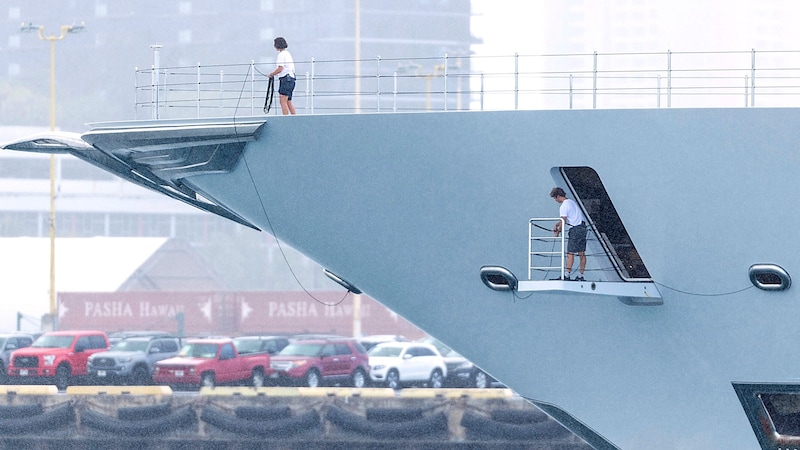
[550,187,566,198]
[274,37,288,49]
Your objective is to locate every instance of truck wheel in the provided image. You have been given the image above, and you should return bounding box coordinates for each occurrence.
[428,369,444,389]
[351,368,366,388]
[201,372,215,389]
[55,365,71,391]
[251,368,265,388]
[304,369,320,388]
[132,365,150,386]
[386,369,400,390]
[473,370,489,389]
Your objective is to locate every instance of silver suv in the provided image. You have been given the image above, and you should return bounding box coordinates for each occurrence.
[0,333,34,382]
[88,335,180,385]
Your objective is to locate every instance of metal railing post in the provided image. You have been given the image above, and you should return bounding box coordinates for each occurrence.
[219,70,224,114]
[480,73,484,111]
[162,69,168,117]
[305,71,310,114]
[196,63,201,118]
[569,74,573,109]
[751,48,756,107]
[134,67,139,119]
[592,51,598,109]
[376,55,381,112]
[393,72,398,112]
[514,52,519,110]
[667,49,672,108]
[250,60,255,115]
[745,75,750,107]
[443,53,448,111]
[657,75,661,108]
[311,57,315,115]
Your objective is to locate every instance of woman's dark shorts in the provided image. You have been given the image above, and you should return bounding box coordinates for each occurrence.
[567,224,587,254]
[279,75,296,100]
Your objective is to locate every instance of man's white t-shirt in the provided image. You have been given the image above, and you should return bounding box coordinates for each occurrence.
[559,198,586,227]
[275,50,295,78]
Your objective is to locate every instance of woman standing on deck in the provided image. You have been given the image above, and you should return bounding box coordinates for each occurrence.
[269,37,296,115]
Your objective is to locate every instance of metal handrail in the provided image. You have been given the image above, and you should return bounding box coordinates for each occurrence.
[134,49,800,119]
[529,218,565,280]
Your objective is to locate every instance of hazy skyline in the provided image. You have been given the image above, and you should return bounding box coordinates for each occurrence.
[472,0,800,57]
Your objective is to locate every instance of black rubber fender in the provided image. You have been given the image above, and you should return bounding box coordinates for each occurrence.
[0,403,43,419]
[0,402,74,434]
[81,404,196,435]
[234,405,292,420]
[460,410,571,440]
[201,405,320,437]
[365,407,424,423]
[117,402,172,421]
[490,408,549,424]
[326,404,448,439]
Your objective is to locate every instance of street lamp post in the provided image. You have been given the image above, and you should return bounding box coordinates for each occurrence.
[20,21,84,330]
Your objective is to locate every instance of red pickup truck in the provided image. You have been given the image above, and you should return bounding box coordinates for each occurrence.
[152,338,270,388]
[7,330,109,390]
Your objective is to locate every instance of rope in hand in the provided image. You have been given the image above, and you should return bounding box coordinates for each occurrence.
[263,76,275,113]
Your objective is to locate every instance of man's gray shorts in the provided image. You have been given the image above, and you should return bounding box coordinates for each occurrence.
[567,224,587,253]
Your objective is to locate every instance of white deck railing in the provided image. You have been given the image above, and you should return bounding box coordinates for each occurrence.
[134,49,800,119]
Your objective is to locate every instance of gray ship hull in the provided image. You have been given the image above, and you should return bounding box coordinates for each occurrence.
[7,107,799,448]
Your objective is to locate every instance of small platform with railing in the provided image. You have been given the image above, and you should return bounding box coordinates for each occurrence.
[480,218,662,305]
[520,217,662,305]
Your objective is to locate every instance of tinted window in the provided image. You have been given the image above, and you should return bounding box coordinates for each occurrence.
[369,346,402,357]
[334,344,352,356]
[279,343,323,356]
[321,345,336,357]
[160,340,178,353]
[220,343,235,360]
[416,347,435,357]
[33,335,74,348]
[89,335,108,349]
[76,336,91,350]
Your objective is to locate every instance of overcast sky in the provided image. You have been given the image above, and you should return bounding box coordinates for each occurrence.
[471,0,800,56]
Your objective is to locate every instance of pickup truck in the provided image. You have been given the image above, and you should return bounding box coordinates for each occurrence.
[8,330,109,390]
[152,338,271,389]
[87,335,181,385]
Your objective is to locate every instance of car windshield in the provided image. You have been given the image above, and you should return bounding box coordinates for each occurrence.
[233,338,262,354]
[109,340,150,352]
[278,343,323,356]
[368,346,403,357]
[178,343,218,358]
[32,335,74,348]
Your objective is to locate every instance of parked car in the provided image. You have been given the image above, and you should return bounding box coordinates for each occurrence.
[358,334,408,352]
[367,341,447,389]
[8,330,109,390]
[418,336,495,388]
[87,335,181,385]
[153,338,270,389]
[0,333,34,383]
[106,331,173,346]
[269,338,369,388]
[232,335,290,356]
